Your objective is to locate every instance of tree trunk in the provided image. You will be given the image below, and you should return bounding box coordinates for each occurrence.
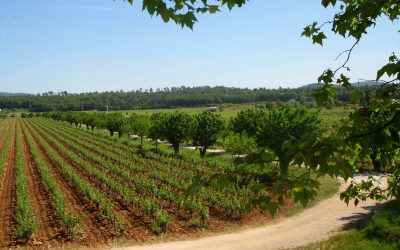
[173,143,180,155]
[141,136,143,147]
[279,157,290,178]
[110,131,114,137]
[370,151,381,172]
[155,139,158,149]
[199,147,207,158]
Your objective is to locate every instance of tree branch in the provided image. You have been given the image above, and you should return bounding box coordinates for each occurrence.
[333,38,360,75]
[345,110,400,142]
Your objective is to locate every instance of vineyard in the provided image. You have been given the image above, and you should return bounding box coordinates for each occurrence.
[0,117,292,248]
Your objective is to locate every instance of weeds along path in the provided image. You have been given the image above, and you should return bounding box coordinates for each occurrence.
[22,120,109,246]
[113,176,386,250]
[19,120,59,246]
[0,120,16,248]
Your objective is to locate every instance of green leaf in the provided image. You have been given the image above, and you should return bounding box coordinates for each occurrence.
[312,32,327,46]
[208,5,219,14]
[321,0,337,8]
[337,74,351,88]
[376,63,397,80]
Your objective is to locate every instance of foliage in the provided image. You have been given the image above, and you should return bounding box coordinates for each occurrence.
[0,121,12,175]
[14,123,38,240]
[0,85,363,112]
[28,122,115,220]
[230,109,264,137]
[364,201,400,244]
[24,116,277,234]
[82,113,97,131]
[122,113,151,147]
[219,131,257,156]
[148,112,167,149]
[299,0,400,205]
[133,115,151,145]
[165,0,400,211]
[191,111,225,158]
[125,0,247,29]
[161,112,193,154]
[256,106,321,176]
[22,122,79,237]
[105,113,126,137]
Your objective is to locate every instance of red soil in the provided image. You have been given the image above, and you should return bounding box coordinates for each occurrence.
[0,120,17,248]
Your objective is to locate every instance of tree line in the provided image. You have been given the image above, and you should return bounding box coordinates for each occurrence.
[0,85,364,112]
[42,111,224,157]
[37,104,392,212]
[39,106,320,165]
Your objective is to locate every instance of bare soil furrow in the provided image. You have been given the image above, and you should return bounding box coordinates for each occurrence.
[0,120,16,248]
[19,121,61,247]
[23,120,109,246]
[27,119,151,242]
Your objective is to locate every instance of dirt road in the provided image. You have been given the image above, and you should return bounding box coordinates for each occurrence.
[113,175,387,250]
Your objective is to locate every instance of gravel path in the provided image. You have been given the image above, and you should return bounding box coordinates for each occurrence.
[112,175,387,250]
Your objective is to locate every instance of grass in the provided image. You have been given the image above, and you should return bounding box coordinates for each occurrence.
[114,103,258,121]
[296,200,400,250]
[99,103,352,125]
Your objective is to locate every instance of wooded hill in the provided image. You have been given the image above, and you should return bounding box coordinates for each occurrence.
[0,84,376,112]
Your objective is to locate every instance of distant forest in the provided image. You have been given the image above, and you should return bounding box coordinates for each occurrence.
[0,85,374,112]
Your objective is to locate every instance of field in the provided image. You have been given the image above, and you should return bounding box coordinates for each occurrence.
[0,118,287,248]
[0,114,340,248]
[106,104,352,126]
[110,103,256,121]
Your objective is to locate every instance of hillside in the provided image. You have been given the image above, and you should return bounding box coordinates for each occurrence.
[0,92,29,97]
[0,85,359,112]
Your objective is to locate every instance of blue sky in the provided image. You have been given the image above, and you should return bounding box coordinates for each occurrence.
[0,1,399,94]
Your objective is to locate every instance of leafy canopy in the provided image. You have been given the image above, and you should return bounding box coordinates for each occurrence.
[297,0,400,206]
[161,111,193,154]
[256,106,321,158]
[123,0,400,209]
[125,0,247,29]
[230,109,265,137]
[191,111,225,157]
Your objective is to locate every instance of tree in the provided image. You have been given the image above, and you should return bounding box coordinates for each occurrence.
[82,113,97,131]
[191,111,225,158]
[161,112,193,155]
[128,114,151,147]
[230,109,264,137]
[220,131,257,156]
[105,113,126,137]
[64,112,77,126]
[299,0,400,205]
[48,0,396,209]
[149,112,166,150]
[256,106,321,177]
[94,113,107,134]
